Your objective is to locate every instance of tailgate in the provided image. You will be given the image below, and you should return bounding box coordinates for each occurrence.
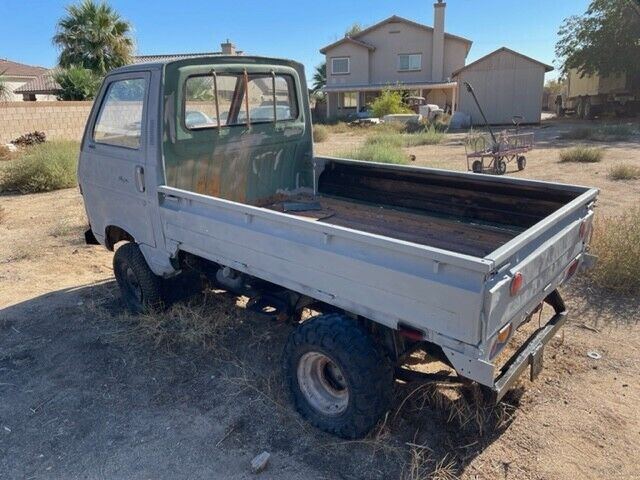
[483,188,598,341]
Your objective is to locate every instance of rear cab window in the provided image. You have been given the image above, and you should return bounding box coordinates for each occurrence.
[93,78,147,149]
[183,72,298,130]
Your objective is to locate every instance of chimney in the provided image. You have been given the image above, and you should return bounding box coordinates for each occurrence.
[221,39,236,55]
[431,1,445,82]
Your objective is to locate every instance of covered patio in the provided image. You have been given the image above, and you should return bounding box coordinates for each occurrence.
[323,81,458,120]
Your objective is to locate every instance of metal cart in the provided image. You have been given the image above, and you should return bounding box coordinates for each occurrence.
[463,82,534,175]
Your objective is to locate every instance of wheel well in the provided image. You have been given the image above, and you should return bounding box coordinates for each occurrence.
[105,225,134,251]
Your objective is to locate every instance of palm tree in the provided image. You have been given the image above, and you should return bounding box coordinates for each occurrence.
[312,63,326,93]
[53,0,134,75]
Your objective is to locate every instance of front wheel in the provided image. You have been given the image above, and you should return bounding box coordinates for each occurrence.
[113,242,164,314]
[282,314,394,439]
[471,160,483,173]
[495,158,507,175]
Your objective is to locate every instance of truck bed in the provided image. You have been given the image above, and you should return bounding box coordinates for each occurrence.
[266,195,519,258]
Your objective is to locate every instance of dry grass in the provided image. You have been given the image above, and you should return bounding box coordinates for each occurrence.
[365,128,444,148]
[589,208,640,295]
[0,144,17,161]
[608,163,640,181]
[313,124,329,143]
[0,206,5,225]
[340,142,410,165]
[559,146,603,163]
[561,124,638,142]
[0,141,80,193]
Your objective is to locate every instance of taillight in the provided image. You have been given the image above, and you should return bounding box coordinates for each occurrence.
[510,272,524,296]
[398,324,424,342]
[565,258,580,281]
[579,221,587,239]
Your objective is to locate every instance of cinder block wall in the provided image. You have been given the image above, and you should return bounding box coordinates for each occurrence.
[0,101,93,144]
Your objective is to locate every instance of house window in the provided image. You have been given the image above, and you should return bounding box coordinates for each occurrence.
[331,57,350,75]
[340,92,357,108]
[398,54,422,72]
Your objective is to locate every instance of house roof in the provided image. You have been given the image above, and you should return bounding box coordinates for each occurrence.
[14,72,61,94]
[0,58,47,77]
[319,15,472,54]
[15,51,244,95]
[451,47,554,76]
[319,37,376,55]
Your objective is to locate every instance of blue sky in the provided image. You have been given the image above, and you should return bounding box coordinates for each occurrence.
[1,0,590,80]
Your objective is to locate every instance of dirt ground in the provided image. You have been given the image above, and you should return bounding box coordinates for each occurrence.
[1,118,639,479]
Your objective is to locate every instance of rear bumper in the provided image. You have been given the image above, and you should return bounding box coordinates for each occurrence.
[490,290,567,402]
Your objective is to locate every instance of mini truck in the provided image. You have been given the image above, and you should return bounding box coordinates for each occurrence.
[79,56,598,439]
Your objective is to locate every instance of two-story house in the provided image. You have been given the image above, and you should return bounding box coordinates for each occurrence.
[320,1,471,120]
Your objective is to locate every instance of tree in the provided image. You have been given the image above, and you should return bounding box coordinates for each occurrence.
[312,62,326,93]
[0,71,10,101]
[53,0,134,75]
[556,0,640,78]
[54,65,101,100]
[345,23,364,37]
[544,78,564,96]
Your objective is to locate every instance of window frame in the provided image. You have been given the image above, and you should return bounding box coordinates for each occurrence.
[181,72,300,132]
[91,76,148,151]
[331,57,350,75]
[398,53,422,72]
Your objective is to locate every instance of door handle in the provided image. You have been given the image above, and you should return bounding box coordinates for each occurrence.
[135,166,145,193]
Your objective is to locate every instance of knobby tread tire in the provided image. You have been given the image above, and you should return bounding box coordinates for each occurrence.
[282,313,394,439]
[113,242,164,314]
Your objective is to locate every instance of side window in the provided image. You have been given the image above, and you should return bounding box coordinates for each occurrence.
[93,78,146,149]
[183,73,298,130]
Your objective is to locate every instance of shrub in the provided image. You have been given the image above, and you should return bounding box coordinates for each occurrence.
[364,128,444,148]
[559,146,603,163]
[341,142,409,165]
[560,124,638,142]
[54,66,101,101]
[369,89,412,118]
[11,131,46,147]
[0,141,79,193]
[589,208,640,295]
[608,164,640,180]
[313,124,329,143]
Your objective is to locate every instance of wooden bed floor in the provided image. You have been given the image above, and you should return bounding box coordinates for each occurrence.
[266,195,520,258]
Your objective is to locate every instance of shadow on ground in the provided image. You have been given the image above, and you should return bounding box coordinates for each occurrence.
[0,280,526,479]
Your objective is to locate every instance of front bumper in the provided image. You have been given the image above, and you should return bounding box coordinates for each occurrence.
[490,290,567,402]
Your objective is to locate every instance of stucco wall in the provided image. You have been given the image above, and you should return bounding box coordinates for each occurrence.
[0,101,93,144]
[326,43,370,87]
[455,50,546,125]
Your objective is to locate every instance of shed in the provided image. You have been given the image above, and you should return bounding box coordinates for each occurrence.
[452,47,553,125]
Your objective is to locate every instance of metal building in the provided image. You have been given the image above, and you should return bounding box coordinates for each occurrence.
[452,47,553,125]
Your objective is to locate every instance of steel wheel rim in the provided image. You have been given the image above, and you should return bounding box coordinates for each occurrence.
[297,352,349,416]
[125,266,143,303]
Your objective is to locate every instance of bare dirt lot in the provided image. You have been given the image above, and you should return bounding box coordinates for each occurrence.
[1,119,639,479]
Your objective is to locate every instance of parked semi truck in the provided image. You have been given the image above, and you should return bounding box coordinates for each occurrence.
[556,68,640,119]
[79,56,598,438]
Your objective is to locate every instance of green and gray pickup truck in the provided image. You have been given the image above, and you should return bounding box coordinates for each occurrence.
[78,56,598,438]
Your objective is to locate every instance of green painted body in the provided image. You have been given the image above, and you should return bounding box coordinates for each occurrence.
[162,57,314,205]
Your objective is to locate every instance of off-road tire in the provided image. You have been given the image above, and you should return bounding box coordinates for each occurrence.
[113,242,164,314]
[282,313,394,439]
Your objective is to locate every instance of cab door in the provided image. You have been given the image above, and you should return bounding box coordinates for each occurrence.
[79,71,155,247]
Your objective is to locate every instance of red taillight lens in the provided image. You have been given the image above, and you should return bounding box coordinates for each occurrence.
[579,221,587,239]
[398,324,424,342]
[565,259,580,281]
[510,272,524,296]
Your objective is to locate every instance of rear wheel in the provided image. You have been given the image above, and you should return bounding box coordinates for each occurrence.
[113,242,164,314]
[517,155,526,171]
[495,158,507,175]
[583,97,593,120]
[471,160,483,173]
[283,314,394,439]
